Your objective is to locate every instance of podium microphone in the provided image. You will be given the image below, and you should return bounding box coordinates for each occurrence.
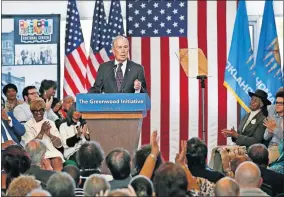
[100,65,117,93]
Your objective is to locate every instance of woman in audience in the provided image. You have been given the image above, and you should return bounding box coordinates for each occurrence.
[22,99,64,171]
[57,95,74,119]
[2,83,23,111]
[59,103,90,162]
[269,139,284,174]
[1,145,31,193]
[39,79,61,113]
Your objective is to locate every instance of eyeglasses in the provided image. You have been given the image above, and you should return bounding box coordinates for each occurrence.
[28,92,39,96]
[275,101,284,105]
[31,108,45,113]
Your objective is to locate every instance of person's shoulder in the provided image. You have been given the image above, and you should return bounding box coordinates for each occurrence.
[128,60,143,68]
[99,60,114,68]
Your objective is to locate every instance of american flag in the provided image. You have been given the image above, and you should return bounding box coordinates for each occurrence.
[86,0,124,90]
[127,0,239,161]
[64,0,88,98]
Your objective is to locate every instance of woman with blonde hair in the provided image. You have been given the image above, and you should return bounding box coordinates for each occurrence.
[22,99,64,171]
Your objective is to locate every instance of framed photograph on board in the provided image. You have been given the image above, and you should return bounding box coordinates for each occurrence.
[1,14,61,99]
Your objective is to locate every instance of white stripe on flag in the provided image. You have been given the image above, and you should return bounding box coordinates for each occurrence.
[63,79,76,99]
[99,48,111,62]
[169,37,181,162]
[89,48,100,70]
[73,48,87,77]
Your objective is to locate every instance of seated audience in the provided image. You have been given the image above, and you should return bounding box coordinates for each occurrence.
[39,79,61,113]
[25,139,55,188]
[130,175,154,197]
[6,175,41,197]
[235,161,269,196]
[269,139,284,174]
[13,86,58,124]
[106,148,132,190]
[76,141,106,188]
[27,188,51,197]
[21,99,64,171]
[57,95,74,119]
[1,98,25,148]
[2,83,23,111]
[153,162,188,197]
[46,172,75,197]
[83,174,110,196]
[215,177,240,196]
[62,165,84,196]
[186,137,224,183]
[248,143,284,195]
[1,145,31,193]
[59,104,90,162]
[222,89,269,147]
[264,90,284,163]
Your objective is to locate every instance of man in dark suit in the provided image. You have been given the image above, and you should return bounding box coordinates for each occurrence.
[222,89,270,147]
[88,35,147,93]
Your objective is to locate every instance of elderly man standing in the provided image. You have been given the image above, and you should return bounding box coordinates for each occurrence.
[222,89,270,148]
[263,88,284,163]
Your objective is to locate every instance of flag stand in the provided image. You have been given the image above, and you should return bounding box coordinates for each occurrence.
[197,75,207,143]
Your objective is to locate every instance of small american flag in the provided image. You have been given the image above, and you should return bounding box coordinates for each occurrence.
[63,0,88,98]
[86,0,124,90]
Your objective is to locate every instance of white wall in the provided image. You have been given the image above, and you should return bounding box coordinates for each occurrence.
[2,1,283,98]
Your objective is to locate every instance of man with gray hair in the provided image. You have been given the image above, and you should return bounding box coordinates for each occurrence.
[83,174,110,196]
[88,35,147,93]
[235,161,269,196]
[215,177,240,196]
[25,139,55,189]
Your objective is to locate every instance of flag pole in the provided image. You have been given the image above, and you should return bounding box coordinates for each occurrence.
[197,75,207,142]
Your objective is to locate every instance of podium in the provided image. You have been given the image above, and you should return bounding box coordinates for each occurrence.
[76,93,151,173]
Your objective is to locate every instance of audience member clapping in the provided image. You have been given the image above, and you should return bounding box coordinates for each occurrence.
[83,174,110,196]
[46,172,75,197]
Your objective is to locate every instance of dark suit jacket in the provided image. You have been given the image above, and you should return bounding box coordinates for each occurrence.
[232,111,266,147]
[88,60,147,93]
[109,176,132,190]
[25,165,55,189]
[188,166,224,183]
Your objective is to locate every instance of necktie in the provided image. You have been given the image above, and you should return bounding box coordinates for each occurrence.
[116,63,124,92]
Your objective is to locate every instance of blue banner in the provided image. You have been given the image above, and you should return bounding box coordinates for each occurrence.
[253,0,283,104]
[76,93,151,115]
[224,0,255,113]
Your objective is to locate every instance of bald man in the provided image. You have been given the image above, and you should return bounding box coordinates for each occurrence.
[235,161,269,196]
[27,189,51,196]
[215,177,240,196]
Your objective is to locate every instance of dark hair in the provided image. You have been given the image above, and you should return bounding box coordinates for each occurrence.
[153,162,188,197]
[76,141,104,170]
[46,172,75,197]
[3,83,18,96]
[248,144,269,167]
[186,137,208,167]
[39,80,57,95]
[106,148,131,180]
[2,145,31,189]
[276,91,284,100]
[130,175,153,197]
[22,86,37,100]
[66,103,86,127]
[133,144,163,179]
[63,165,81,186]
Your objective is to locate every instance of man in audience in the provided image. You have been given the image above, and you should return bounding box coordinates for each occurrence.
[46,172,76,197]
[248,144,284,195]
[76,141,111,188]
[2,83,23,111]
[83,174,110,196]
[25,139,55,189]
[235,161,269,196]
[153,162,188,197]
[6,175,41,196]
[106,148,132,190]
[27,188,52,196]
[13,85,58,124]
[186,137,224,183]
[215,177,240,196]
[264,89,284,163]
[63,165,84,196]
[130,175,154,197]
[1,97,25,148]
[222,89,269,147]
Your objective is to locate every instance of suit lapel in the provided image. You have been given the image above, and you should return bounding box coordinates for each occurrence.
[238,114,250,133]
[120,61,131,92]
[243,112,261,133]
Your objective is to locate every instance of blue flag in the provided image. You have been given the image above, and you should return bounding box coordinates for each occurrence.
[224,0,255,114]
[253,0,283,104]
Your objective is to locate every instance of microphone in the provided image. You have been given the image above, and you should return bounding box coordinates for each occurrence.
[100,65,117,93]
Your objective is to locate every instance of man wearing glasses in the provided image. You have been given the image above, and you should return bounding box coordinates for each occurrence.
[264,87,284,163]
[13,86,58,124]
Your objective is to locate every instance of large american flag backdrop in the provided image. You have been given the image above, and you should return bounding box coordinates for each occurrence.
[126,0,238,161]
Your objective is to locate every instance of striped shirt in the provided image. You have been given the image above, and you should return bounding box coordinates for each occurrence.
[75,188,84,197]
